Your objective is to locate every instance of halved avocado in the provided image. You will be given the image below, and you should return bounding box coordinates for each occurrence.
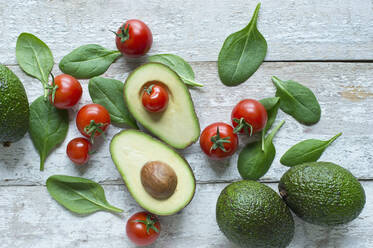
[124,63,200,149]
[110,129,196,216]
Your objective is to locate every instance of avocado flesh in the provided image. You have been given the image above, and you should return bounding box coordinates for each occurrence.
[279,162,366,226]
[216,180,294,248]
[110,130,196,216]
[124,63,200,149]
[0,64,29,145]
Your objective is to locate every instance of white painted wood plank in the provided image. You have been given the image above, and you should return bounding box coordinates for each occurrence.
[0,62,372,185]
[0,181,372,248]
[1,0,373,64]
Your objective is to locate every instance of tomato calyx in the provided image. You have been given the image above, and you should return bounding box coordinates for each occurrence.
[233,117,253,136]
[46,73,59,103]
[84,120,105,143]
[132,214,160,234]
[210,127,231,153]
[145,84,155,95]
[112,23,130,43]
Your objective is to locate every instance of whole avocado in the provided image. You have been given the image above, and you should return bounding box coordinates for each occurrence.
[216,180,294,248]
[279,162,365,226]
[0,64,29,145]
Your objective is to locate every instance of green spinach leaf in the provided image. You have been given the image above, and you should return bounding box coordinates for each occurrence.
[259,97,280,134]
[59,44,121,79]
[29,96,68,171]
[16,33,54,97]
[238,120,285,180]
[218,3,267,86]
[148,54,203,87]
[280,133,342,167]
[272,76,321,125]
[46,175,123,214]
[89,77,138,128]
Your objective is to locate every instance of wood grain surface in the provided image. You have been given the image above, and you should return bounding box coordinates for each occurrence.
[1,0,373,64]
[0,0,372,247]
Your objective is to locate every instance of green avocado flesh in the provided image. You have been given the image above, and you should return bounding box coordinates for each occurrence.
[124,63,200,149]
[110,129,196,216]
[279,162,366,226]
[0,64,29,145]
[216,180,294,248]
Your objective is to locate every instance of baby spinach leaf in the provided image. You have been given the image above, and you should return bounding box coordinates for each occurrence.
[218,3,267,86]
[16,33,54,98]
[148,54,203,87]
[47,175,123,215]
[272,76,321,125]
[59,44,121,79]
[259,97,280,134]
[238,120,285,180]
[89,77,138,128]
[280,132,342,167]
[29,96,68,171]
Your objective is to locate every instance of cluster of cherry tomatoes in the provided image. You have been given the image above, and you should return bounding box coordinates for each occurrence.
[49,19,155,167]
[48,74,111,165]
[200,99,268,159]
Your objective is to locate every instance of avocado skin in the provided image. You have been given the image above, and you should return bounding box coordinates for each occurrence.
[216,180,294,248]
[279,162,365,226]
[0,64,29,144]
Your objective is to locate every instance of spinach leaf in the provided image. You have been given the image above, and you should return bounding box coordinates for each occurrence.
[218,3,267,86]
[16,33,54,97]
[259,97,280,134]
[272,76,321,125]
[46,175,123,214]
[89,77,138,128]
[59,44,121,79]
[238,120,285,180]
[280,133,342,167]
[148,54,203,87]
[29,96,68,171]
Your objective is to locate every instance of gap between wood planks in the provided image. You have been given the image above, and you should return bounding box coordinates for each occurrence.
[3,59,373,67]
[1,178,373,187]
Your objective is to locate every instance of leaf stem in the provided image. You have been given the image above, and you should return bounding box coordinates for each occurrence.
[327,132,342,144]
[266,120,285,143]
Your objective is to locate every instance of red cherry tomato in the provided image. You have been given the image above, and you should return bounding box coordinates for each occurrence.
[76,104,111,143]
[49,74,82,109]
[126,211,161,246]
[200,122,239,160]
[231,99,268,135]
[142,82,169,112]
[66,138,91,165]
[114,19,153,57]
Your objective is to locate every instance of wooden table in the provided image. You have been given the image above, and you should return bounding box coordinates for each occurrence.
[1,1,372,247]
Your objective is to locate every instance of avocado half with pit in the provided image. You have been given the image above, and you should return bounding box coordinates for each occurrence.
[124,63,200,149]
[110,129,196,215]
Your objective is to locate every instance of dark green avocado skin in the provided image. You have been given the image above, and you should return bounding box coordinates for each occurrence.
[216,180,294,248]
[279,162,366,226]
[0,64,29,145]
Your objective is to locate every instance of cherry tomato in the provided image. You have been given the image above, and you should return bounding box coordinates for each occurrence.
[126,211,161,246]
[76,104,111,143]
[66,137,91,165]
[200,122,239,160]
[142,82,169,112]
[231,99,268,135]
[114,19,153,57]
[49,74,82,109]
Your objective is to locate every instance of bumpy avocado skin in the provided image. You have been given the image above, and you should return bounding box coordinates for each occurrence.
[0,64,29,144]
[279,162,366,226]
[216,180,294,248]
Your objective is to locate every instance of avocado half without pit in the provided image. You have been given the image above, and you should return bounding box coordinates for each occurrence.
[110,129,196,216]
[124,63,200,149]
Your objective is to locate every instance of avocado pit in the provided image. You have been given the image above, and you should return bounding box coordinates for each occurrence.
[141,161,177,200]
